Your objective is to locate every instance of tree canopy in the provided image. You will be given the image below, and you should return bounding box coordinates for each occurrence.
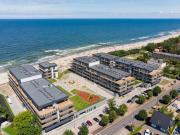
[136,110,148,121]
[100,115,109,126]
[78,125,89,135]
[153,86,161,96]
[13,111,41,135]
[116,104,128,116]
[162,95,172,104]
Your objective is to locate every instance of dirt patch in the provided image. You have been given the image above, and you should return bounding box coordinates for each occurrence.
[77,90,101,104]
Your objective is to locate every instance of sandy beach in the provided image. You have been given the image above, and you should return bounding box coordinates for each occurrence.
[0,31,180,85]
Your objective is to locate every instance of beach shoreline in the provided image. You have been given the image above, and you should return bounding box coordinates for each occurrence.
[0,31,180,85]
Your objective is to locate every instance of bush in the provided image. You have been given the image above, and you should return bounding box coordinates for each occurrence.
[116,104,128,116]
[108,99,117,111]
[100,115,109,126]
[136,110,148,121]
[147,91,153,99]
[153,86,161,96]
[63,130,75,135]
[162,95,172,104]
[170,90,178,99]
[108,110,117,122]
[136,96,146,104]
[78,125,88,135]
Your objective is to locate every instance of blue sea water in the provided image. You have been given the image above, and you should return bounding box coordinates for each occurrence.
[0,19,180,69]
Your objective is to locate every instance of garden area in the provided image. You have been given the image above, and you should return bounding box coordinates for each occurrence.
[70,89,102,111]
[163,60,180,79]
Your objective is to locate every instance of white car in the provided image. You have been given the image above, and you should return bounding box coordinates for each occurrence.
[6,97,12,104]
[144,129,151,135]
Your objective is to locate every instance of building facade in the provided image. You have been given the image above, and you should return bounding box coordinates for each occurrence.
[71,56,135,96]
[152,51,180,61]
[9,65,74,132]
[94,53,162,86]
[39,62,58,79]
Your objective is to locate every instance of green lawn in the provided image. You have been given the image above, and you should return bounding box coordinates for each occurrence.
[70,95,90,111]
[58,70,71,79]
[133,80,142,85]
[71,89,77,94]
[124,53,143,60]
[48,78,57,83]
[3,125,17,135]
[56,86,72,97]
[130,126,142,135]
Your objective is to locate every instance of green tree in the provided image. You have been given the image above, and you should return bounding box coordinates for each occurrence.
[108,110,117,122]
[63,130,75,135]
[147,91,153,99]
[136,96,146,104]
[177,121,180,128]
[137,110,148,121]
[162,95,172,104]
[153,86,161,96]
[79,125,89,135]
[13,111,41,135]
[100,115,109,126]
[108,99,116,111]
[116,104,128,116]
[170,90,178,99]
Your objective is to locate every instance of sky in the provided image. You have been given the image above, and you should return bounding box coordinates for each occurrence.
[0,0,180,19]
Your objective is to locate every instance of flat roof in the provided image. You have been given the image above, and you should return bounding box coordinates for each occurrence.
[94,53,159,72]
[74,56,99,64]
[90,64,130,80]
[20,78,68,110]
[39,61,57,69]
[94,53,118,61]
[9,65,42,81]
[153,52,180,59]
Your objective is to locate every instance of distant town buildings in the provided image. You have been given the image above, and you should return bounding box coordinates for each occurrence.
[39,61,58,79]
[9,65,74,132]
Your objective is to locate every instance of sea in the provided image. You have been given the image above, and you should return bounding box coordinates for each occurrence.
[0,19,180,70]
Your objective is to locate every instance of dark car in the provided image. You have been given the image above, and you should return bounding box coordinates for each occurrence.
[86,120,92,126]
[125,125,134,132]
[127,99,131,103]
[93,117,100,123]
[82,122,87,127]
[99,114,104,118]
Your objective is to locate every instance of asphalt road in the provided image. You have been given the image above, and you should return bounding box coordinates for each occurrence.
[97,82,180,135]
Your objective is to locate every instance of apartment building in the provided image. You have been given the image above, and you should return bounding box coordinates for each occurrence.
[39,61,58,79]
[94,53,162,86]
[71,56,135,96]
[152,51,180,61]
[9,65,74,132]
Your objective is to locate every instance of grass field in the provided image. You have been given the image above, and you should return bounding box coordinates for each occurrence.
[3,125,17,135]
[56,86,72,96]
[70,95,90,111]
[124,53,143,60]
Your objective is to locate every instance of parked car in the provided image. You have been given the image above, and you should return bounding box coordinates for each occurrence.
[93,117,100,123]
[99,114,104,118]
[6,96,12,104]
[86,120,92,126]
[144,129,151,135]
[125,125,134,132]
[82,122,87,127]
